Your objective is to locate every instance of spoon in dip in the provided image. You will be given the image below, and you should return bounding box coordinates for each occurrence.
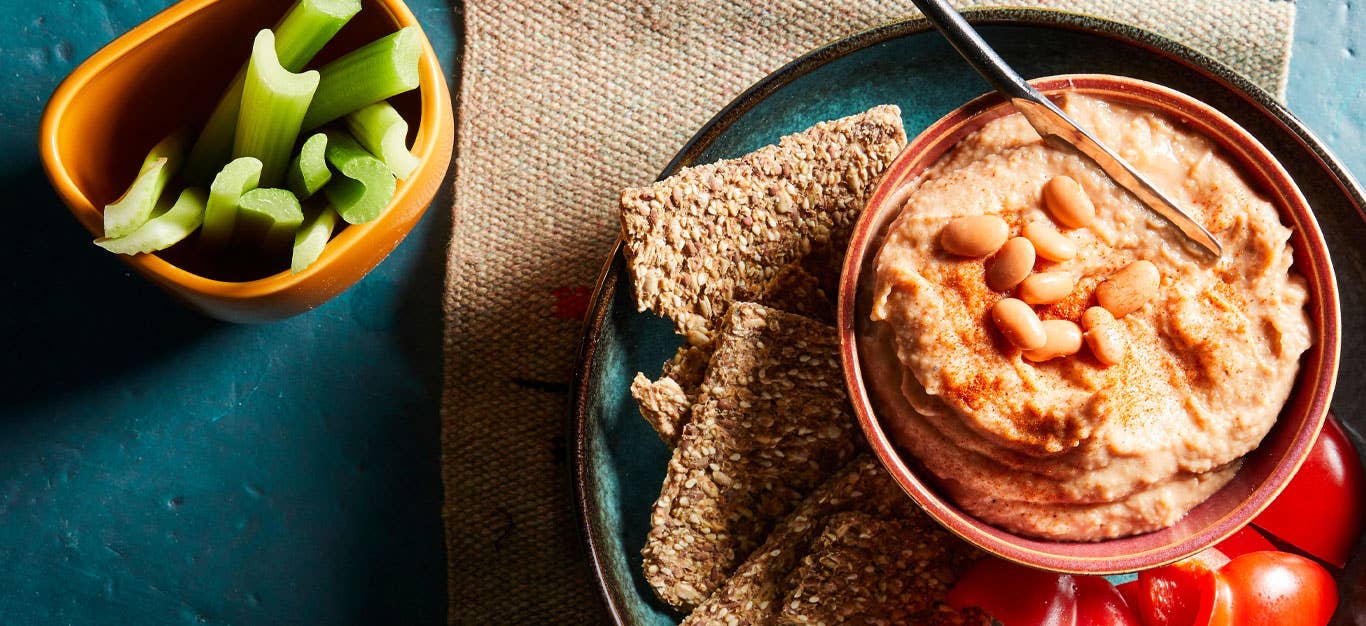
[911,0,1224,258]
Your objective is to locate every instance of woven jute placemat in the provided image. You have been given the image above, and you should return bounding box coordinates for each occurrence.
[442,1,1296,623]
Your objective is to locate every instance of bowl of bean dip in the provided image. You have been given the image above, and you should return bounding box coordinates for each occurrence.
[839,74,1339,573]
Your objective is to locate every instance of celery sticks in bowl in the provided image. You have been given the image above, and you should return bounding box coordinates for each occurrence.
[92,0,425,277]
[41,0,455,322]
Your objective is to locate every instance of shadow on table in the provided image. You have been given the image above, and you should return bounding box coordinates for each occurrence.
[0,165,222,413]
[392,0,462,386]
[353,2,463,623]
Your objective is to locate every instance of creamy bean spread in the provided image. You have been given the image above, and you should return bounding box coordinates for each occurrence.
[866,95,1312,540]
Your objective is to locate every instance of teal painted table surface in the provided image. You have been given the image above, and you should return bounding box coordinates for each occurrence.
[2,1,456,624]
[1,2,1362,624]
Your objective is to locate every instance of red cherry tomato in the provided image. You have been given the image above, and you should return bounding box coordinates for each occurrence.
[1253,415,1366,568]
[1217,551,1337,626]
[947,557,1138,626]
[1133,549,1230,626]
[1190,568,1236,626]
[1132,549,1337,626]
[1116,579,1143,615]
[947,558,1075,626]
[1074,575,1141,625]
[1214,525,1277,559]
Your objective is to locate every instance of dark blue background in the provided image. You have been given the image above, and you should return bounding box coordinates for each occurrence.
[0,1,1361,624]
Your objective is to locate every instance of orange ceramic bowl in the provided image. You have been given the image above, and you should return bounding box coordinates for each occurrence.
[39,0,454,323]
[839,75,1340,573]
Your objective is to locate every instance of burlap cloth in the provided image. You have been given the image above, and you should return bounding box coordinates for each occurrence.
[442,1,1296,623]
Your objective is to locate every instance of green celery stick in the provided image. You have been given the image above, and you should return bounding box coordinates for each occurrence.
[95,187,207,255]
[233,29,320,188]
[291,206,340,273]
[287,133,332,199]
[200,157,263,249]
[273,0,362,67]
[302,27,421,130]
[238,188,305,252]
[345,101,419,180]
[184,0,361,184]
[103,129,189,238]
[322,130,396,224]
[104,158,167,237]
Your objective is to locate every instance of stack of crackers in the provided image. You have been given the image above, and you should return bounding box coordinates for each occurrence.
[619,106,991,625]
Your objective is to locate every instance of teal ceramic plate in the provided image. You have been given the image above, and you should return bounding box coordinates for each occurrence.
[572,9,1366,625]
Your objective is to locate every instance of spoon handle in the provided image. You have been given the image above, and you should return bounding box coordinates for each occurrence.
[912,0,1040,103]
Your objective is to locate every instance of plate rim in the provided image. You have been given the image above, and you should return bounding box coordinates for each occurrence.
[570,8,1366,624]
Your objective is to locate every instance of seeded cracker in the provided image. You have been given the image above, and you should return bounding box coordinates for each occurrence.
[620,105,906,347]
[681,457,986,625]
[641,303,859,609]
[680,456,910,625]
[631,372,691,444]
[778,512,989,625]
[757,263,837,324]
[631,264,834,445]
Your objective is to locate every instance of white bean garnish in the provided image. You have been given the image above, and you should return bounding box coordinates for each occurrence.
[986,237,1036,291]
[1096,260,1160,317]
[1018,272,1075,305]
[992,298,1047,350]
[1042,175,1096,228]
[1021,221,1077,262]
[941,215,1009,257]
[1023,319,1084,362]
[1082,306,1127,366]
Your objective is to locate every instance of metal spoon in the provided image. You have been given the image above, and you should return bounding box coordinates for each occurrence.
[912,0,1223,258]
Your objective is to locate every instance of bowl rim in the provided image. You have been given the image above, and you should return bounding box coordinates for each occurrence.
[837,73,1341,573]
[37,0,448,300]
